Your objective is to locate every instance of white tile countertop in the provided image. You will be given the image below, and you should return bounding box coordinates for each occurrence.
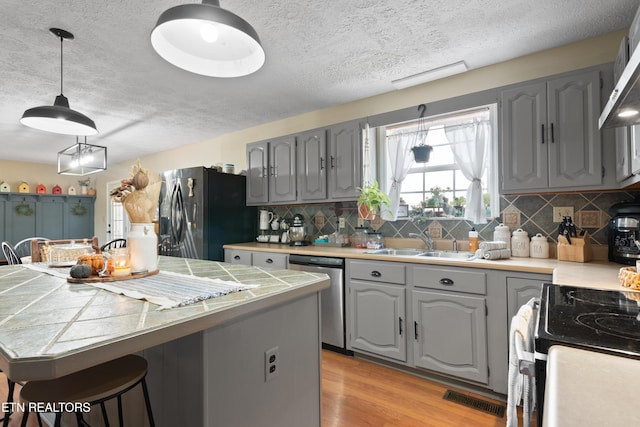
[224,242,633,292]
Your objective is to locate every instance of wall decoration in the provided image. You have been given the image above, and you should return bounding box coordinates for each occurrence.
[578,210,602,229]
[18,182,29,193]
[0,182,10,192]
[36,184,46,194]
[68,186,77,195]
[15,203,34,216]
[71,203,87,216]
[52,185,62,195]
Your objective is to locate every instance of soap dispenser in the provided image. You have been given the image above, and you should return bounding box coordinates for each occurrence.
[468,227,479,252]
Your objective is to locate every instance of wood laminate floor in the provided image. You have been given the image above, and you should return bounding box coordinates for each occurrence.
[322,349,532,427]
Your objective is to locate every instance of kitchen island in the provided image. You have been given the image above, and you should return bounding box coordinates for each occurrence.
[0,256,330,426]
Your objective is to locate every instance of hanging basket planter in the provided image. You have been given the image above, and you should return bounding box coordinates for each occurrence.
[411,145,433,163]
[358,204,376,221]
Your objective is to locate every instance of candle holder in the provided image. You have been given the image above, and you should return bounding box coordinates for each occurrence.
[111,248,132,277]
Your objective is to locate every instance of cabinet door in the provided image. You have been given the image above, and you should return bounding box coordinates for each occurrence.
[6,196,37,244]
[36,196,65,239]
[547,71,602,188]
[269,136,297,203]
[65,198,94,238]
[246,141,269,205]
[328,121,361,200]
[631,126,640,175]
[412,290,488,383]
[506,277,543,322]
[616,126,632,182]
[349,280,406,362]
[297,129,327,201]
[500,82,548,191]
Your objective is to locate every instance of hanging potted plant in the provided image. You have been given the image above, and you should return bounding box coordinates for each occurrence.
[357,181,391,220]
[411,103,433,163]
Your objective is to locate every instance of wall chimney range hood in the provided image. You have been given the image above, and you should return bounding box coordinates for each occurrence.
[599,43,640,129]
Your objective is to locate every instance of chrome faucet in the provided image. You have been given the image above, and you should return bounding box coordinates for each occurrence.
[452,238,458,253]
[409,231,434,251]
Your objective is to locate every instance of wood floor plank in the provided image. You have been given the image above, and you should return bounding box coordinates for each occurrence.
[321,350,531,427]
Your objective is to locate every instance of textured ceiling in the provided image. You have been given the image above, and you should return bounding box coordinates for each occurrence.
[1,0,638,166]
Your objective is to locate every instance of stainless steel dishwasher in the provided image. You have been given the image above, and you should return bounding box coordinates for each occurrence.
[288,254,348,353]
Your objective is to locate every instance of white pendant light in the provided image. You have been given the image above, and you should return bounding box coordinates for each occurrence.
[151,0,265,78]
[58,137,107,176]
[21,28,98,136]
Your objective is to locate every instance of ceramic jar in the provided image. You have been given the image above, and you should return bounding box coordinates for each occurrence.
[530,233,550,258]
[511,228,530,257]
[127,223,158,272]
[493,223,511,249]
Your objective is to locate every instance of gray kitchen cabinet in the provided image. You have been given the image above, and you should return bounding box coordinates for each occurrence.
[5,195,37,244]
[411,265,488,384]
[37,196,65,240]
[501,70,602,192]
[223,249,287,270]
[64,197,95,239]
[506,276,545,322]
[246,136,297,205]
[297,129,327,201]
[347,260,407,362]
[631,126,640,175]
[327,120,361,200]
[616,126,632,182]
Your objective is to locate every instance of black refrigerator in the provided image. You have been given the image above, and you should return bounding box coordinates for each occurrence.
[158,167,256,261]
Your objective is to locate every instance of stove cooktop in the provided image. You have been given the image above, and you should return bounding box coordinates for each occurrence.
[535,283,640,358]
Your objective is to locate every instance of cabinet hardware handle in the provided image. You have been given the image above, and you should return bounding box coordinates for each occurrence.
[273,166,278,178]
[320,157,325,170]
[266,258,273,264]
[370,270,382,277]
[234,255,240,260]
[541,124,545,144]
[330,156,336,169]
[262,167,267,177]
[439,278,454,286]
[399,317,403,335]
[270,165,275,177]
[414,321,419,340]
[550,123,555,143]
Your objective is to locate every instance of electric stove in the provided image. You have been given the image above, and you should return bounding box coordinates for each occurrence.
[534,283,640,424]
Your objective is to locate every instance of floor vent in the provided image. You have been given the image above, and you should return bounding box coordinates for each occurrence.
[442,390,505,418]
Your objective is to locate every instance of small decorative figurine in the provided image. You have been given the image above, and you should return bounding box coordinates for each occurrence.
[36,184,46,194]
[52,185,62,195]
[18,182,29,193]
[0,182,10,192]
[68,186,77,195]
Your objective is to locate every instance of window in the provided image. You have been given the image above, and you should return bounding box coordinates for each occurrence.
[106,180,130,242]
[379,104,498,222]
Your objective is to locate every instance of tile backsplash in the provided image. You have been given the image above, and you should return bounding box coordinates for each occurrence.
[264,190,640,246]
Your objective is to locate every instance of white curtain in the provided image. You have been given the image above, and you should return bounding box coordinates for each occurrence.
[445,119,490,224]
[381,129,424,221]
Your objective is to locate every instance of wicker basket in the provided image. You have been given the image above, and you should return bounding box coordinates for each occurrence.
[619,267,640,290]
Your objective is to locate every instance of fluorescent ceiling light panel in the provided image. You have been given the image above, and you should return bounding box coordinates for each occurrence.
[392,61,468,90]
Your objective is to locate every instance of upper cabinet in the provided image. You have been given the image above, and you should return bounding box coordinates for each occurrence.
[247,121,362,205]
[500,70,603,192]
[246,136,297,205]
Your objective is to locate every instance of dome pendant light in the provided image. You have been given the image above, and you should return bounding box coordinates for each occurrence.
[21,28,98,136]
[151,0,265,78]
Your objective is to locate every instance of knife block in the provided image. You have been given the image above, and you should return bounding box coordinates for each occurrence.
[557,232,592,262]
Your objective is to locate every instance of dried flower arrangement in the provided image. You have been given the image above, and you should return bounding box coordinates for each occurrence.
[110,160,161,223]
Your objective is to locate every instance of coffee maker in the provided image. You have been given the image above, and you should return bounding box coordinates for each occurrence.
[608,198,640,265]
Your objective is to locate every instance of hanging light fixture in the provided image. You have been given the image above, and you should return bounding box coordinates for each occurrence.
[57,137,107,176]
[150,0,265,78]
[21,28,98,136]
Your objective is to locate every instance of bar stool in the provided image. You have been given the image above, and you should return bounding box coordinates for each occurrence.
[20,355,155,427]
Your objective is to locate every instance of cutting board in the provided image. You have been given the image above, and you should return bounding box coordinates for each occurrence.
[67,269,159,284]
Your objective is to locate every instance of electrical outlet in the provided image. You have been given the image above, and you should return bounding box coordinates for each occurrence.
[553,206,574,222]
[339,217,346,229]
[264,346,279,382]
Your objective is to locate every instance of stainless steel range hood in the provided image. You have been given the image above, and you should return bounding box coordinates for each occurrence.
[599,44,640,129]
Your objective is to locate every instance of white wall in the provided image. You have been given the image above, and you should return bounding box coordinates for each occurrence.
[0,29,625,242]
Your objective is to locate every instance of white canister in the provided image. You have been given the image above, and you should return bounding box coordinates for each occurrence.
[530,233,549,258]
[493,223,511,249]
[127,223,158,272]
[511,228,530,257]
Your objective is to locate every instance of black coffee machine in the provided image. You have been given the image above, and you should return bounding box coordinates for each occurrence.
[608,198,640,265]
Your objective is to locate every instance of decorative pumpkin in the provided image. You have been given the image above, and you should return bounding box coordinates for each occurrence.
[70,263,92,279]
[78,254,105,275]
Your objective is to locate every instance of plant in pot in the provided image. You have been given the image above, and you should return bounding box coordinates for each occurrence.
[357,181,391,220]
[411,144,433,163]
[452,196,466,217]
[411,104,433,163]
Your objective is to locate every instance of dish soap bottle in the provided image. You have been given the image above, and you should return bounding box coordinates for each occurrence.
[468,227,479,252]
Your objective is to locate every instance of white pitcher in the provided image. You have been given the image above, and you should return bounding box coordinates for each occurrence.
[259,210,273,230]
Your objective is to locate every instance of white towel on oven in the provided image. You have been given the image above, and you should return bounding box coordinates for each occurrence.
[507,297,537,427]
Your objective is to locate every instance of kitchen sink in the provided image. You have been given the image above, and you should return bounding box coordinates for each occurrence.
[365,248,428,256]
[417,250,476,260]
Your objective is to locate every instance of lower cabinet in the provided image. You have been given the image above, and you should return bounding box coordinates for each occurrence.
[349,280,406,362]
[224,249,288,270]
[506,276,544,322]
[412,290,488,383]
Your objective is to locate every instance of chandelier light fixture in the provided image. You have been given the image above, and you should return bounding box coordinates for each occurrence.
[150,0,265,78]
[57,137,107,176]
[21,28,98,136]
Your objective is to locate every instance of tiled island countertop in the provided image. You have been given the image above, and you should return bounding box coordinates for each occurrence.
[0,256,329,382]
